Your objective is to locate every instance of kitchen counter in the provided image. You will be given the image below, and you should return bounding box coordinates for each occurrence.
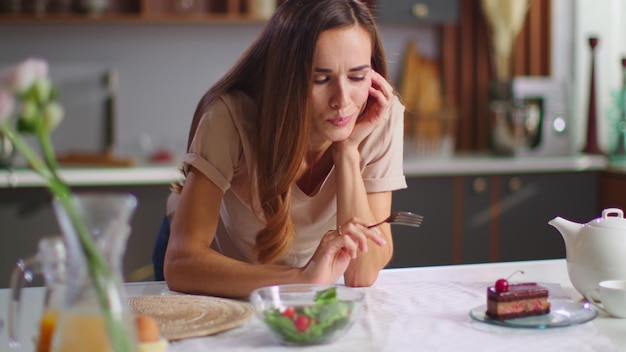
[0,154,607,188]
[0,165,182,188]
[404,153,607,176]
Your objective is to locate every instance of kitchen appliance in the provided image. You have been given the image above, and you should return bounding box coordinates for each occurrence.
[55,68,134,166]
[510,76,574,156]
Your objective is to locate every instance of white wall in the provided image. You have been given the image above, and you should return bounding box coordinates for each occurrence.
[0,22,436,161]
[573,0,626,152]
[551,0,574,83]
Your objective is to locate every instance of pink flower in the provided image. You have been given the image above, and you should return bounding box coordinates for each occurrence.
[0,58,49,94]
[0,89,15,125]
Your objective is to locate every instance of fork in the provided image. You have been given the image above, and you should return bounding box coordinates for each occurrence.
[367,211,424,228]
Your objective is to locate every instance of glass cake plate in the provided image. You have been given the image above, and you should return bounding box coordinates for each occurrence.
[469,299,598,328]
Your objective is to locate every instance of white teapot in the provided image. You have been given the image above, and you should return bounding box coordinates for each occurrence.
[549,208,626,298]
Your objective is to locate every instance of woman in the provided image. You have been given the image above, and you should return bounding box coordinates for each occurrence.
[159,0,407,298]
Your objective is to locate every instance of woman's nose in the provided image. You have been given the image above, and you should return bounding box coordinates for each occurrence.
[330,80,349,110]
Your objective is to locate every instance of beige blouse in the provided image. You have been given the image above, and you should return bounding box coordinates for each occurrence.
[167,90,407,267]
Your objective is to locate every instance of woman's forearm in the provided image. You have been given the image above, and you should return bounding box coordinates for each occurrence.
[341,194,394,286]
[164,246,304,298]
[333,145,393,286]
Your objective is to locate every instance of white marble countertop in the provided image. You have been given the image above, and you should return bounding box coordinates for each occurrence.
[0,154,608,188]
[1,259,624,351]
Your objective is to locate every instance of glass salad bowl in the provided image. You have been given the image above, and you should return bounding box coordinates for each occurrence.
[249,284,364,345]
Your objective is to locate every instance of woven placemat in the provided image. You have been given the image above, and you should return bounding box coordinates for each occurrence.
[128,295,254,341]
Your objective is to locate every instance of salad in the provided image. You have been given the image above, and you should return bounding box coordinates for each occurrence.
[263,287,354,344]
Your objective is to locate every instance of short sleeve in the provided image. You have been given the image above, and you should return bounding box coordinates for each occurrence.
[182,97,242,193]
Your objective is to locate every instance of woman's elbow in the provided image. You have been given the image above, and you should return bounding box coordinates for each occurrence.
[344,271,379,287]
[344,250,391,287]
[163,251,190,293]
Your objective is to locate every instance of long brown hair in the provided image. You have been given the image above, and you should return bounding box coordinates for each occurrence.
[186,0,388,264]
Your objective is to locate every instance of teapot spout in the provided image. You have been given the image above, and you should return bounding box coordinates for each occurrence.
[548,216,582,248]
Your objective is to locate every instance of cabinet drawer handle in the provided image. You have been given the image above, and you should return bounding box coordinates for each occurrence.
[472,177,487,194]
[412,3,429,18]
[508,177,522,192]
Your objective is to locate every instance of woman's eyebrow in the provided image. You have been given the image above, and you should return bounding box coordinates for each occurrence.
[349,65,371,72]
[313,64,371,73]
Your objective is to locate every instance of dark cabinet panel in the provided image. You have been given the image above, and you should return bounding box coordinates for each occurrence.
[389,171,598,268]
[461,176,493,264]
[498,172,598,262]
[388,176,455,267]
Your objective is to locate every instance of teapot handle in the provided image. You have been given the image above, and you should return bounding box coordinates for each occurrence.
[602,208,624,219]
[7,255,41,350]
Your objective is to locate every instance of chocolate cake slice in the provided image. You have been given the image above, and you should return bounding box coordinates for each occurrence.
[486,282,550,320]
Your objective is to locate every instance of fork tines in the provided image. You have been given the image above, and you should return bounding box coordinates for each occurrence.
[391,211,423,227]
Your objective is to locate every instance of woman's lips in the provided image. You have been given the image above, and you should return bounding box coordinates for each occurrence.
[327,115,352,127]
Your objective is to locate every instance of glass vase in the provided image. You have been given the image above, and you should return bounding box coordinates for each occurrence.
[488,81,524,155]
[49,193,139,352]
[484,18,537,156]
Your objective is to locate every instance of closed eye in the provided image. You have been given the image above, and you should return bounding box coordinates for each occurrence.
[349,75,366,82]
[313,64,370,84]
[313,75,330,84]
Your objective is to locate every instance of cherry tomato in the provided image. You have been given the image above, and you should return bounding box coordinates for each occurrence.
[293,315,312,332]
[282,306,296,319]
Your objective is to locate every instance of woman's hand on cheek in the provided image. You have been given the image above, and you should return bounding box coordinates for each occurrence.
[346,71,393,145]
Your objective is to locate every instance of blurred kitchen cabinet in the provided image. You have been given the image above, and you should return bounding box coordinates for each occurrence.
[375,0,458,24]
[387,177,455,268]
[496,172,597,262]
[460,175,492,264]
[0,184,169,288]
[388,171,598,268]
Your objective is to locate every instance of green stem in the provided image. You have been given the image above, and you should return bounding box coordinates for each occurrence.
[1,125,55,182]
[38,131,60,173]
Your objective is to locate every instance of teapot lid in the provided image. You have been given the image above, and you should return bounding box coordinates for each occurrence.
[588,208,626,229]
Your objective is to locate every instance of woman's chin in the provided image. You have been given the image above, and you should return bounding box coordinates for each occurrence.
[330,131,353,143]
[312,125,354,144]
